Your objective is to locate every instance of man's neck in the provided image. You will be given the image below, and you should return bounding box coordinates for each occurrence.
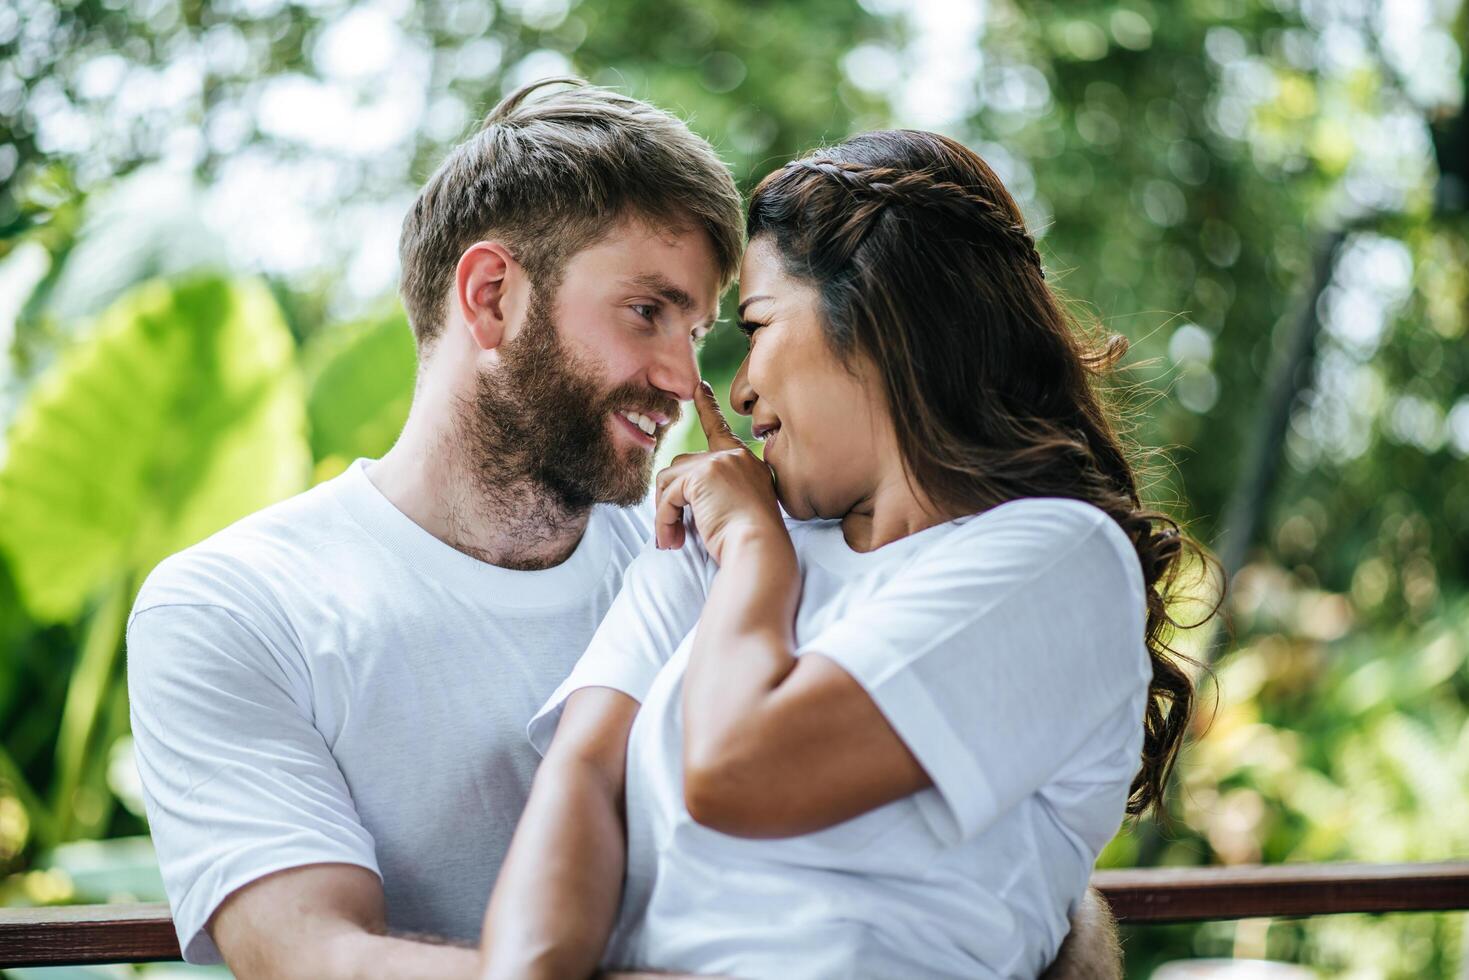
[368,410,592,572]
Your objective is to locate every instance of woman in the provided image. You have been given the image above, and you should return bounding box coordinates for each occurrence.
[479,130,1208,979]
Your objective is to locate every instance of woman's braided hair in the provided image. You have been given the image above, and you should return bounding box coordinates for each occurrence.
[749,131,1219,821]
[780,158,1045,277]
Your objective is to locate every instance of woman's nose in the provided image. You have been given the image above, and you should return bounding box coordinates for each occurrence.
[730,354,756,416]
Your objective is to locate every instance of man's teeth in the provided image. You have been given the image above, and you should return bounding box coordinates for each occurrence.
[621,411,658,437]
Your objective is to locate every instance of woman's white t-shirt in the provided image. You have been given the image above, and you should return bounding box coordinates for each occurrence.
[529,497,1152,980]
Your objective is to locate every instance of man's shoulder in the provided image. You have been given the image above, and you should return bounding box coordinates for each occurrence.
[132,477,352,617]
[594,498,656,549]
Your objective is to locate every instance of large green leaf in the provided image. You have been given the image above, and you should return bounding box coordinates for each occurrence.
[304,306,417,478]
[0,276,311,622]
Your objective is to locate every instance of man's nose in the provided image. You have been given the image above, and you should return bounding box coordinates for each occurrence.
[648,332,701,403]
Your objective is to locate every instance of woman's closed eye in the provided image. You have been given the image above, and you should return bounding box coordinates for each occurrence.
[737,318,767,341]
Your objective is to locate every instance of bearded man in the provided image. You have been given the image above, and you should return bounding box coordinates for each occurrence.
[127,78,741,978]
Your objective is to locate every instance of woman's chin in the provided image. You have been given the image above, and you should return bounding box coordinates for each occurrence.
[770,476,797,517]
[771,475,820,522]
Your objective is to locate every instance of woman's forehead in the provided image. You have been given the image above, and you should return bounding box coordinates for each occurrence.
[738,238,810,305]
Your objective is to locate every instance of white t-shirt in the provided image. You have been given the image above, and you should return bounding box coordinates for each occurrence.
[530,497,1151,980]
[127,459,650,963]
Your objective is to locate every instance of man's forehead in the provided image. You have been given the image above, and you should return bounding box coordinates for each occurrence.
[582,218,721,289]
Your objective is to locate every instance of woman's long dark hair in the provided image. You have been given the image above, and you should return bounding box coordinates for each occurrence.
[747,130,1220,819]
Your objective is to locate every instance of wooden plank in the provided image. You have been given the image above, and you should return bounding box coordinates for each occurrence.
[3,863,1468,966]
[0,901,179,966]
[0,904,712,974]
[1094,861,1469,924]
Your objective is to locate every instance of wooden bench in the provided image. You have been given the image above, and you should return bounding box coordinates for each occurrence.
[2,862,1466,968]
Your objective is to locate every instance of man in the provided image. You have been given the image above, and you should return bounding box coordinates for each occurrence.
[128,78,741,977]
[129,78,1120,979]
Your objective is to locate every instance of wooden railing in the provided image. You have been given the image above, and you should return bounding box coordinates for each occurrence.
[1,862,1466,968]
[0,902,178,968]
[1093,861,1469,923]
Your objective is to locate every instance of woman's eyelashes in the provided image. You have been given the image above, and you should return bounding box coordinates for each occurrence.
[737,318,767,340]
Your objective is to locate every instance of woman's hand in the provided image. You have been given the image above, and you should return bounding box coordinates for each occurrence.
[655,381,785,564]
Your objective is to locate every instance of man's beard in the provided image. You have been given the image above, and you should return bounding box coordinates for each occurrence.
[461,291,680,512]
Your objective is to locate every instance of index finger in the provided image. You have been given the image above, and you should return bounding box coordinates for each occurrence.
[694,380,742,450]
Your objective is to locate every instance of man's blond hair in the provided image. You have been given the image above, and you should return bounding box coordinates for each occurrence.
[399,77,744,347]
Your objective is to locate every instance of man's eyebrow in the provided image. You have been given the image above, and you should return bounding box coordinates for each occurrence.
[737,295,772,316]
[628,273,695,313]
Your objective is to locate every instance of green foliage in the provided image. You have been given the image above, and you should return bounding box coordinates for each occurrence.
[0,276,310,851]
[0,276,309,623]
[1106,585,1469,977]
[304,307,418,478]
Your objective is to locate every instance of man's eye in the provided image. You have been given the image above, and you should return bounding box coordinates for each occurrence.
[631,303,658,322]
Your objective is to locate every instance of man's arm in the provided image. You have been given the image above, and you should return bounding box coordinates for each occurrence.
[1040,887,1123,980]
[479,688,639,980]
[128,601,459,976]
[210,864,477,980]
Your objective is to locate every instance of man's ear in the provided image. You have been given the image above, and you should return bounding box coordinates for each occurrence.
[454,241,520,352]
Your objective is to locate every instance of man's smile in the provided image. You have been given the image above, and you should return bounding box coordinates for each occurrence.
[613,409,661,449]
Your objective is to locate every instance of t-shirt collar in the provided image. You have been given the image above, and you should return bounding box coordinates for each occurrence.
[801,514,975,575]
[331,458,613,607]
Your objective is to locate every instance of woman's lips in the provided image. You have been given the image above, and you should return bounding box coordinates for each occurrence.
[754,423,780,456]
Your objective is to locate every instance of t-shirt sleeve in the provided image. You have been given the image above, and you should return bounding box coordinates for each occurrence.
[799,503,1152,845]
[127,601,379,964]
[527,533,715,755]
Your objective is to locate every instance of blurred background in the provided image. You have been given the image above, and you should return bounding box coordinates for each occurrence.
[0,0,1466,976]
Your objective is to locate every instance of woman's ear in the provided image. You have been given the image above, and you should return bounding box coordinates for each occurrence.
[454,241,520,351]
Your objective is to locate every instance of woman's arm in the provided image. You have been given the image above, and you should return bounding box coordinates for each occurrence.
[657,385,930,839]
[479,687,638,980]
[679,528,930,838]
[666,393,1146,842]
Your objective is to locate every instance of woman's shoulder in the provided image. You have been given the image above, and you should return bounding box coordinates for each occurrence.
[944,496,1145,595]
[970,494,1113,531]
[780,502,1135,571]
